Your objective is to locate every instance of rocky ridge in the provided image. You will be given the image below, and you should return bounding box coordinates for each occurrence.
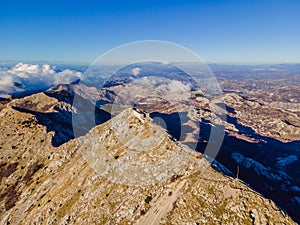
[0,92,297,224]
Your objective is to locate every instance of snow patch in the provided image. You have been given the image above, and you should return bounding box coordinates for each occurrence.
[231,153,284,181]
[277,155,298,167]
[291,185,300,192]
[291,196,300,204]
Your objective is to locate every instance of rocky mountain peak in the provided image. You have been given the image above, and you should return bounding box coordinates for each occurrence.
[77,107,197,187]
[0,88,298,224]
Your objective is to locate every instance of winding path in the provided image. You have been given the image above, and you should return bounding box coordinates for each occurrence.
[138,179,186,225]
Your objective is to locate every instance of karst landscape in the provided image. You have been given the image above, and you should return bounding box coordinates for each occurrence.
[1,1,300,224]
[0,61,299,224]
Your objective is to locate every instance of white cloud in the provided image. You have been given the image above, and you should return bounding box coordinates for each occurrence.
[132,67,141,76]
[0,74,23,94]
[165,80,190,93]
[0,75,16,88]
[0,62,82,96]
[112,76,191,106]
[134,77,190,94]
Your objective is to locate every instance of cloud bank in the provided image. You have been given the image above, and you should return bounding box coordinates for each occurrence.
[0,63,82,97]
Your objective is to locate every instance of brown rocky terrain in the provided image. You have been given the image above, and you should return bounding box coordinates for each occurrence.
[0,92,297,224]
[217,71,300,141]
[223,93,300,142]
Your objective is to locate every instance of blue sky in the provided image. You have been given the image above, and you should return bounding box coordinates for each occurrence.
[0,0,299,64]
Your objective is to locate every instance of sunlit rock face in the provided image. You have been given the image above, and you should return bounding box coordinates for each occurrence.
[0,92,297,224]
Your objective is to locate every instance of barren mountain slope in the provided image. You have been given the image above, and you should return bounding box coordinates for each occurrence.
[0,93,297,224]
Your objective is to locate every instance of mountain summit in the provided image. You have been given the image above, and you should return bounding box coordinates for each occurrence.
[0,92,296,224]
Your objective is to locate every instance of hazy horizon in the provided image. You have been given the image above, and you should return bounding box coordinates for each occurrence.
[1,59,300,66]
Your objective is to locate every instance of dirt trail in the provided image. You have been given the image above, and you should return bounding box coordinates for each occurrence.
[138,179,186,225]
